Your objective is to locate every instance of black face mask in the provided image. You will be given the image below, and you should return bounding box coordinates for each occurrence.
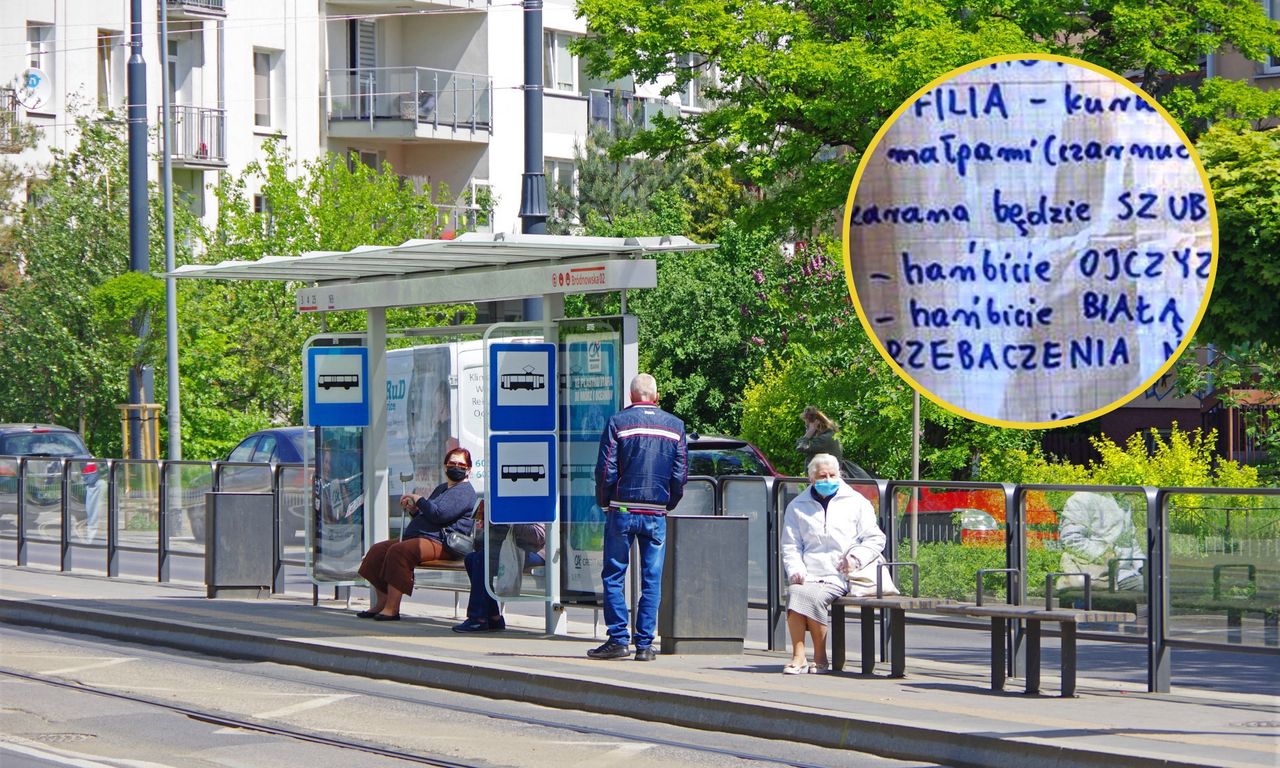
[445,467,468,482]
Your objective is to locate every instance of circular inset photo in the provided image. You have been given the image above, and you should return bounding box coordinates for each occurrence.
[843,54,1216,428]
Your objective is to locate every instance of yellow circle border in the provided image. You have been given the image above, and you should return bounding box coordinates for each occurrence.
[841,52,1220,430]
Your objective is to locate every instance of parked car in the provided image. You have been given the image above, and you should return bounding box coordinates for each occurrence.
[686,433,781,478]
[176,427,311,546]
[0,424,103,539]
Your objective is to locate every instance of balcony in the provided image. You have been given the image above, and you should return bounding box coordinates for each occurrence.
[588,89,680,135]
[326,67,492,144]
[0,88,24,153]
[165,0,227,18]
[161,105,226,168]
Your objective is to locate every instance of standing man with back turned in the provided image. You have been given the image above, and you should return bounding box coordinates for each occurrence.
[589,373,688,661]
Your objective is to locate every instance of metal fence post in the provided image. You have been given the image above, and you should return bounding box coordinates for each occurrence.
[272,463,284,594]
[59,459,70,572]
[1006,482,1026,679]
[767,479,785,652]
[15,457,27,565]
[1147,486,1170,692]
[157,460,169,582]
[879,478,896,663]
[106,460,120,577]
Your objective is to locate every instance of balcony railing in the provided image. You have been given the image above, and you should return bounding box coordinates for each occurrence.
[588,89,680,134]
[0,88,23,153]
[326,66,492,133]
[160,105,226,166]
[165,0,227,17]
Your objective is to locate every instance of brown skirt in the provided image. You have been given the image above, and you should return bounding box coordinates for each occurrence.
[357,536,446,595]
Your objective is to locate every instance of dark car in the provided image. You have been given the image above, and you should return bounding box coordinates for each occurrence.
[0,423,103,538]
[686,433,780,478]
[177,427,311,545]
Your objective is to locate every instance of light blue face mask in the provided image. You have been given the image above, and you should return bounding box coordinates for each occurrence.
[813,479,840,497]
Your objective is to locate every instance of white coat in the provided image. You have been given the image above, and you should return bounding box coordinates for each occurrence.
[781,482,896,596]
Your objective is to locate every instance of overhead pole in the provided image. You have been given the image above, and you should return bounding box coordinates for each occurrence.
[127,0,153,460]
[159,0,181,460]
[519,0,547,322]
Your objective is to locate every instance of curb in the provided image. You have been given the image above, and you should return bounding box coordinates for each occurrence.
[0,597,1216,768]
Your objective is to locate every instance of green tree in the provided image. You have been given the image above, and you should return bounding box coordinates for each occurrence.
[181,141,471,458]
[1170,125,1280,481]
[575,0,1280,231]
[0,116,201,455]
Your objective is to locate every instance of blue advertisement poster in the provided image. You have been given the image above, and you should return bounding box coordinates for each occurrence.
[559,321,623,596]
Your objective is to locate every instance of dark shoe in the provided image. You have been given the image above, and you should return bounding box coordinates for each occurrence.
[371,613,401,622]
[488,616,506,632]
[634,646,657,662]
[355,609,380,619]
[452,618,491,633]
[587,640,631,660]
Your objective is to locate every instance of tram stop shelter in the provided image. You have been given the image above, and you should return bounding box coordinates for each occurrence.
[169,232,715,633]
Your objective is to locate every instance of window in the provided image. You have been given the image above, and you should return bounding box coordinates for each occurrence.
[97,31,124,109]
[27,23,53,70]
[173,170,205,218]
[253,49,283,128]
[26,22,54,112]
[1266,0,1280,74]
[679,53,708,109]
[253,194,275,236]
[545,158,574,196]
[543,31,577,92]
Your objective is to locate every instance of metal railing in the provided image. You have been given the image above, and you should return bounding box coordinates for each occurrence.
[587,89,680,134]
[325,66,493,133]
[4,453,1276,693]
[162,104,226,165]
[166,0,227,15]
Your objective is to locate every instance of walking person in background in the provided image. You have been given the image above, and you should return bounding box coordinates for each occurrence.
[588,373,688,662]
[780,453,893,674]
[796,406,871,480]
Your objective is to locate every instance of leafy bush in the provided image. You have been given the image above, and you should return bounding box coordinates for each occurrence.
[912,542,1063,601]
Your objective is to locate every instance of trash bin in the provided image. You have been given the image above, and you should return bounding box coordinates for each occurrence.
[658,514,749,654]
[205,492,274,599]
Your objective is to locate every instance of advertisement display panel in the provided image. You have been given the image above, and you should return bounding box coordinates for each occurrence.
[558,318,625,600]
[310,426,365,583]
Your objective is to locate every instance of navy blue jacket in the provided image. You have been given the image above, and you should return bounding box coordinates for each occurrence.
[403,481,476,542]
[595,402,688,513]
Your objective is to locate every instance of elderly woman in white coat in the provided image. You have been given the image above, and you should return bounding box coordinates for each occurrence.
[780,453,893,674]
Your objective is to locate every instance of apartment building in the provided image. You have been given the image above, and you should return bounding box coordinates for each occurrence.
[3,0,323,224]
[2,0,706,238]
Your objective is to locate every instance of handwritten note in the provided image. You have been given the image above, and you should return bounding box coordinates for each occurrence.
[846,57,1214,426]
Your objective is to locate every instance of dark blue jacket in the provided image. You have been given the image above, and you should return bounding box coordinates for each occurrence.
[595,402,688,513]
[403,481,476,542]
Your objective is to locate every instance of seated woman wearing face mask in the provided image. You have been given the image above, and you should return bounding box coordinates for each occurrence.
[354,448,477,621]
[780,453,893,674]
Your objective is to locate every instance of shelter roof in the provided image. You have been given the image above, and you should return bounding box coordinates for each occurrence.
[167,232,714,284]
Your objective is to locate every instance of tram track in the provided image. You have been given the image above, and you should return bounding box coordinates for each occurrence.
[0,629,854,768]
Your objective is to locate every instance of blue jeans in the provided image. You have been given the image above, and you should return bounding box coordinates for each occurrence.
[465,541,547,620]
[601,510,667,649]
[464,549,498,620]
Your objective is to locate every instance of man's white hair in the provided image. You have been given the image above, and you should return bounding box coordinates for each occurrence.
[807,453,840,478]
[630,373,658,401]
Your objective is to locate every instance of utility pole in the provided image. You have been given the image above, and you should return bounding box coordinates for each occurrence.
[126,0,153,460]
[519,0,547,322]
[159,0,181,459]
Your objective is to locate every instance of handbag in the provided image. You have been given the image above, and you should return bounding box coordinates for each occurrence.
[444,527,475,556]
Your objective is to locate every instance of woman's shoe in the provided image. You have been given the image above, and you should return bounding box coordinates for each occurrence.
[355,609,380,619]
[782,662,810,675]
[371,613,401,622]
[488,616,506,632]
[810,662,831,674]
[452,618,490,633]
